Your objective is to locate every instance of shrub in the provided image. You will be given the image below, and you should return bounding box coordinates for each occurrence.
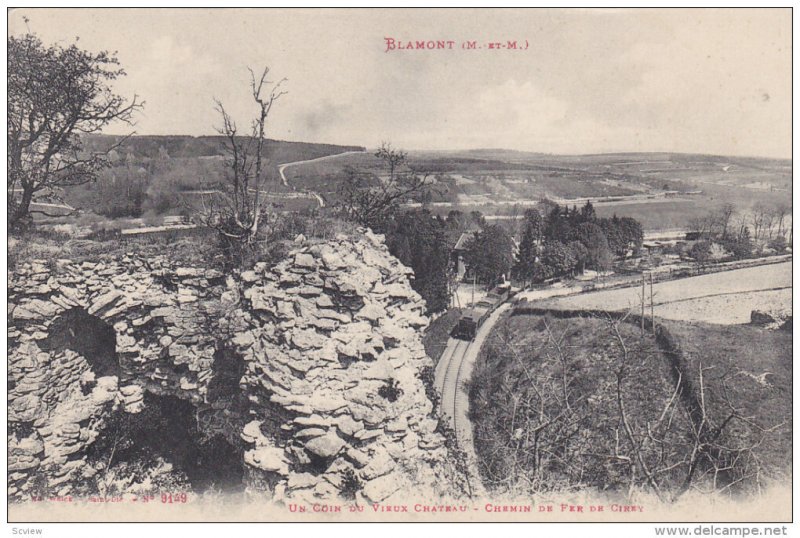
[378,379,403,402]
[768,236,788,252]
[689,240,713,263]
[339,468,362,501]
[720,234,754,260]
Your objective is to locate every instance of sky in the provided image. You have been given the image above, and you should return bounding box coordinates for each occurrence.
[8,8,792,158]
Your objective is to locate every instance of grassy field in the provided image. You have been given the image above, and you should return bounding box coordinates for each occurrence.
[541,261,792,324]
[8,226,221,268]
[593,199,711,230]
[282,152,383,194]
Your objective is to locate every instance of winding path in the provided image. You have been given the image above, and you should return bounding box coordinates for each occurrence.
[277,150,365,208]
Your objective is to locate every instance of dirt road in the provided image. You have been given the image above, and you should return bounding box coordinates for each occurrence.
[277,150,365,208]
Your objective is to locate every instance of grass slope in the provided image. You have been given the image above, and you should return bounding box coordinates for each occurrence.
[660,319,792,482]
[470,311,686,495]
[470,309,792,498]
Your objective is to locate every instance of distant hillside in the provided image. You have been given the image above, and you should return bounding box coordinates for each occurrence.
[82,134,365,164]
[57,135,364,219]
[419,149,791,168]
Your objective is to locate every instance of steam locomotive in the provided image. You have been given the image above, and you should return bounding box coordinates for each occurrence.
[451,282,514,341]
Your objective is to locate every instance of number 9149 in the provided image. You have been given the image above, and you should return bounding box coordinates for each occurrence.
[161,493,188,504]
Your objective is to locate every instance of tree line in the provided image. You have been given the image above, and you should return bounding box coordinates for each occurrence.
[336,151,647,314]
[688,203,791,263]
[515,202,643,284]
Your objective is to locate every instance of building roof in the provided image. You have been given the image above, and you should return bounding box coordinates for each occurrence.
[453,232,475,251]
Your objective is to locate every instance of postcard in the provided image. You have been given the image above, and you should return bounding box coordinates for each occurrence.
[6,7,792,526]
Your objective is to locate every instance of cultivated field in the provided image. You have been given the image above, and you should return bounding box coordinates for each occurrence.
[284,150,791,231]
[651,288,791,325]
[541,261,792,324]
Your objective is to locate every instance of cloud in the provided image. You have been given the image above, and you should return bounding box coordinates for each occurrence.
[13,8,790,157]
[391,79,638,154]
[146,35,219,80]
[297,100,350,138]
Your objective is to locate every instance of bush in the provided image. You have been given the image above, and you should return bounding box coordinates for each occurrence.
[689,240,713,263]
[719,234,754,260]
[378,379,403,402]
[8,229,72,269]
[339,468,362,501]
[768,236,788,252]
[470,313,690,496]
[662,241,689,257]
[302,214,360,242]
[213,212,312,271]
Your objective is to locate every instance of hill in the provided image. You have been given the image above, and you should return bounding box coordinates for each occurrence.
[283,149,791,231]
[59,135,365,219]
[82,134,365,164]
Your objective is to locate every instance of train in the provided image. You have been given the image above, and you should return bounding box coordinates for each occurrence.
[451,282,515,341]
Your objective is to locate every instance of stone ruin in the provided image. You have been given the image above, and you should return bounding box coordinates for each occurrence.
[8,229,451,504]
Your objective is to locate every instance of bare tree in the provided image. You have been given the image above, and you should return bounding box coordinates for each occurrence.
[688,214,715,239]
[773,204,790,240]
[472,321,593,494]
[336,142,435,230]
[605,314,782,501]
[198,67,287,250]
[750,203,770,242]
[606,314,683,502]
[672,360,785,499]
[762,209,777,241]
[8,28,142,227]
[734,213,750,240]
[717,203,736,239]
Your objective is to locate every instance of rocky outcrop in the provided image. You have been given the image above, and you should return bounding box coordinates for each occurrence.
[7,229,450,503]
[228,231,447,503]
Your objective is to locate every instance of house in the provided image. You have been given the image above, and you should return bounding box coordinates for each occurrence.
[451,231,475,279]
[449,230,520,281]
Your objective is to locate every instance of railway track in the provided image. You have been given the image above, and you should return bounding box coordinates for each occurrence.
[436,339,469,426]
[432,303,512,497]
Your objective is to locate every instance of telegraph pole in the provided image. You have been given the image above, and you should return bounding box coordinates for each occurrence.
[650,272,655,333]
[471,272,476,308]
[641,274,646,337]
